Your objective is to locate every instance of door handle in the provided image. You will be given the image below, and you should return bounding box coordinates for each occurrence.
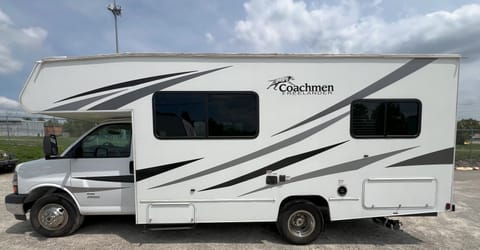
[129,161,134,174]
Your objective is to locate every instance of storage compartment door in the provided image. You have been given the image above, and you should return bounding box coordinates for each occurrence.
[363,178,437,209]
[146,203,195,224]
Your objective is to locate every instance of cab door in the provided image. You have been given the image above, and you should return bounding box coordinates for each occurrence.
[68,123,134,214]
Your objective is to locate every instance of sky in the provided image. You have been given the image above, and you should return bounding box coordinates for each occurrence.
[0,0,479,119]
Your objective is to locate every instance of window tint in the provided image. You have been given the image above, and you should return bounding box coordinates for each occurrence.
[153,92,258,139]
[351,102,385,136]
[386,102,420,136]
[75,124,131,158]
[154,93,206,137]
[351,99,420,138]
[208,94,258,137]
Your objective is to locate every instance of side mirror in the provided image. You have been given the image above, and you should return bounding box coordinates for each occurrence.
[43,134,59,159]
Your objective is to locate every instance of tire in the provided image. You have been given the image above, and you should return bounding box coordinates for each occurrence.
[30,194,82,237]
[277,201,324,245]
[54,193,85,234]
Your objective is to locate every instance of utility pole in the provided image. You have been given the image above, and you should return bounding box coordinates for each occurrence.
[107,0,122,53]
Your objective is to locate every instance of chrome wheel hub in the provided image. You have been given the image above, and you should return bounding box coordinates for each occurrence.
[38,204,69,230]
[287,210,315,238]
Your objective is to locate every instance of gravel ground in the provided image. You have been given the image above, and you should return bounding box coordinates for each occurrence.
[1,169,479,249]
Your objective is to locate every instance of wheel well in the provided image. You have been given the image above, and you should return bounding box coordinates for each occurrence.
[24,187,75,212]
[279,195,330,222]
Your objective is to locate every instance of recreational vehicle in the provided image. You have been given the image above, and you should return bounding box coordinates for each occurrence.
[5,54,459,244]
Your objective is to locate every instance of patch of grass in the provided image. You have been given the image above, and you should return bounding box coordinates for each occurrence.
[0,136,78,163]
[455,144,480,161]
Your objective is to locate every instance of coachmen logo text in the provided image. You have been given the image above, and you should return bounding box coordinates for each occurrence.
[267,76,334,95]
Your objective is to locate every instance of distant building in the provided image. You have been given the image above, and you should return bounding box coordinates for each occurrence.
[44,125,63,136]
[472,134,480,144]
[0,117,44,136]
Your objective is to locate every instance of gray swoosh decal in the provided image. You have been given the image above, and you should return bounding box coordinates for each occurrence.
[138,158,202,182]
[46,90,123,111]
[200,141,348,192]
[66,186,127,193]
[387,147,454,167]
[150,111,349,189]
[89,66,231,110]
[240,146,417,196]
[274,58,437,136]
[56,71,195,103]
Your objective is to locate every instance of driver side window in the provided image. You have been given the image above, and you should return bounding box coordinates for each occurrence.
[75,124,132,158]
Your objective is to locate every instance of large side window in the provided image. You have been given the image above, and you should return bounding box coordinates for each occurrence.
[72,124,132,158]
[153,92,259,139]
[351,99,421,138]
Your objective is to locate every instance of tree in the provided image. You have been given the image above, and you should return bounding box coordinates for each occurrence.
[456,119,480,144]
[44,119,60,127]
[457,119,480,129]
[63,119,96,137]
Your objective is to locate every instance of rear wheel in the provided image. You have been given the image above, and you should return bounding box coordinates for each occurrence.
[30,194,83,237]
[277,201,324,245]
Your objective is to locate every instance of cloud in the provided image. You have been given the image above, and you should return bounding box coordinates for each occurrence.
[0,8,47,75]
[235,0,362,52]
[0,45,22,74]
[225,0,480,119]
[0,96,21,111]
[0,8,12,24]
[0,96,26,117]
[205,32,215,43]
[0,96,51,119]
[232,0,480,55]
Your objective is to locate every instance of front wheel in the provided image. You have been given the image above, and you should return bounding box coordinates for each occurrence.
[277,201,324,245]
[30,194,83,237]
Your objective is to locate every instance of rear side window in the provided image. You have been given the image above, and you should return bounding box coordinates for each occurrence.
[351,99,421,138]
[153,92,259,139]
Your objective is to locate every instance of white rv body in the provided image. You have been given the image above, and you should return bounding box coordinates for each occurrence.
[10,54,459,240]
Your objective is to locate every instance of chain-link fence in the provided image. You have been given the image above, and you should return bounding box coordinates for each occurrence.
[0,115,67,138]
[0,115,92,163]
[456,129,480,167]
[0,116,45,137]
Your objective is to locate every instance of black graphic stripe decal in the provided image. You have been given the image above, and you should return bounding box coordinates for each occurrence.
[274,58,437,136]
[66,186,127,193]
[46,90,123,111]
[387,147,454,168]
[137,158,202,182]
[90,66,231,110]
[56,71,195,103]
[150,111,349,189]
[75,175,134,183]
[240,146,417,196]
[200,141,348,191]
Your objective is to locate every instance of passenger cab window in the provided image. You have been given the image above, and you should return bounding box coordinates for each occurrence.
[73,124,131,158]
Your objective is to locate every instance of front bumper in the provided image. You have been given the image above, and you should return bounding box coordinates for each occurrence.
[5,193,28,220]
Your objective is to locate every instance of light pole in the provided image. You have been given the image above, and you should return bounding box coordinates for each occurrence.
[107,0,122,53]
